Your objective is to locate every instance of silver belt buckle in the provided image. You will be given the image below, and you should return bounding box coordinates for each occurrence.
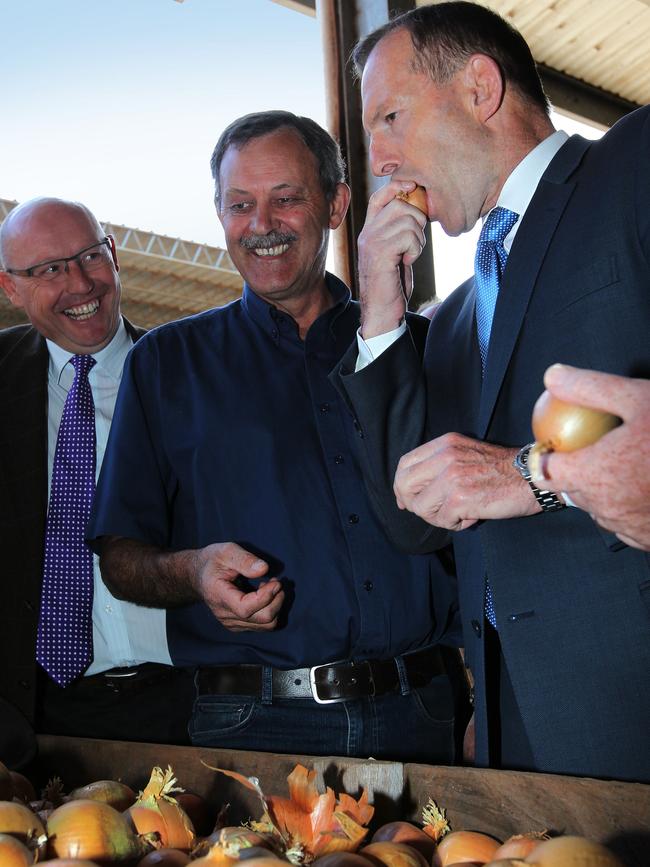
[309,660,347,704]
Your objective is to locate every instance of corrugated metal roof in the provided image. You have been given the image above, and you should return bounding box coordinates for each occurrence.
[417,0,650,107]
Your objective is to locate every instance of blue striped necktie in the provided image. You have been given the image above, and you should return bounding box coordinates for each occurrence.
[474,207,518,628]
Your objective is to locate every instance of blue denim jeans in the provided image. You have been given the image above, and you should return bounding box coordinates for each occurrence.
[189,670,459,764]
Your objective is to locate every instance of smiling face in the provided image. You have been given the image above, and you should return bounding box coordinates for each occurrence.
[217,128,349,305]
[0,199,122,354]
[361,28,491,236]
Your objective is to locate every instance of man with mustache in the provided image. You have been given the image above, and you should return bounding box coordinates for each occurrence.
[87,112,469,759]
[0,197,194,744]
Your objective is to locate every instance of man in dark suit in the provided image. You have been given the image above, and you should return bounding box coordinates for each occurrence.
[335,2,650,782]
[0,197,193,743]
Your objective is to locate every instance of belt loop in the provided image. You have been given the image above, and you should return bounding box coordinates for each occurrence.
[394,655,410,696]
[261,665,273,705]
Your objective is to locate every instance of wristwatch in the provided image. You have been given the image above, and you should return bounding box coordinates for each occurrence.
[513,443,565,512]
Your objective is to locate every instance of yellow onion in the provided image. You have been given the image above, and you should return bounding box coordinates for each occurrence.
[492,832,548,859]
[531,392,621,453]
[69,779,136,812]
[194,858,286,867]
[0,801,47,857]
[396,186,428,216]
[137,847,192,865]
[192,827,281,864]
[0,833,34,866]
[38,861,102,866]
[46,798,153,863]
[126,766,196,852]
[310,854,375,867]
[432,830,501,866]
[361,840,429,867]
[370,821,437,862]
[522,835,624,866]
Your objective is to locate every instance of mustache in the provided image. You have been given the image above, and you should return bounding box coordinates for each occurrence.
[240,230,297,250]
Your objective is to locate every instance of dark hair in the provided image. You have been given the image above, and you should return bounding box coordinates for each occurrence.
[353,1,549,114]
[210,111,347,205]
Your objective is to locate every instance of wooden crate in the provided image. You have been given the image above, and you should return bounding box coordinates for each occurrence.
[36,735,650,866]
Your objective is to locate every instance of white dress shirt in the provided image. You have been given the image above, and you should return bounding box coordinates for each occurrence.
[46,319,172,672]
[356,130,570,367]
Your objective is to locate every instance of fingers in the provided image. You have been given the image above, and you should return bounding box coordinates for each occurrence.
[543,364,640,419]
[216,577,285,632]
[217,541,269,579]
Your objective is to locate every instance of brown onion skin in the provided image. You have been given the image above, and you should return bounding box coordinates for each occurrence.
[370,821,437,862]
[396,186,428,216]
[522,835,624,866]
[127,798,196,852]
[531,391,621,453]
[432,830,501,866]
[362,840,430,867]
[137,848,192,866]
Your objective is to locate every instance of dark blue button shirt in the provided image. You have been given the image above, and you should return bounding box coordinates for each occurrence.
[88,275,458,667]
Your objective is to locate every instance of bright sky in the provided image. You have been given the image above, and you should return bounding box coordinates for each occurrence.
[2,0,604,300]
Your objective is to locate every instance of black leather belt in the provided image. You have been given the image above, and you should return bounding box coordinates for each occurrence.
[196,645,448,704]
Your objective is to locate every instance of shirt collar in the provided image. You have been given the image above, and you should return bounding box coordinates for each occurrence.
[241,273,351,341]
[498,130,569,218]
[46,318,132,385]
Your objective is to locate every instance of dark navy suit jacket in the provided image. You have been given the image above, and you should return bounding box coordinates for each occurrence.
[337,105,650,782]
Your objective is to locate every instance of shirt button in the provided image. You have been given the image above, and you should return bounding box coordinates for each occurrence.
[334,454,344,464]
[19,680,31,690]
[23,599,35,612]
[271,328,279,339]
[348,514,359,524]
[471,619,482,638]
[320,403,330,413]
[363,581,373,592]
[105,605,113,613]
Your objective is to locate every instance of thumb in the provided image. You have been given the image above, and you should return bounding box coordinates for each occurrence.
[221,542,269,579]
[543,364,629,419]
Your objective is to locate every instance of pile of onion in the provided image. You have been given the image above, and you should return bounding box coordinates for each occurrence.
[126,766,196,852]
[0,800,47,859]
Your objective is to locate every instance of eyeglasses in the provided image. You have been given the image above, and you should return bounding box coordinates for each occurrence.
[5,237,114,282]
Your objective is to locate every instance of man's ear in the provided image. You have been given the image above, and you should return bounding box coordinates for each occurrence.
[107,234,120,273]
[0,272,24,309]
[329,182,351,230]
[463,54,505,123]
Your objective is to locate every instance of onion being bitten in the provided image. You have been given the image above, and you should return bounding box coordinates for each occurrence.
[528,391,621,480]
[395,186,428,216]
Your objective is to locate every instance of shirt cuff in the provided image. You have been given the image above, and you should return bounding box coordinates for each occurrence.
[355,323,407,372]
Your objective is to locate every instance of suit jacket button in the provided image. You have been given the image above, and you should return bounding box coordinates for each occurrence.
[471,619,482,637]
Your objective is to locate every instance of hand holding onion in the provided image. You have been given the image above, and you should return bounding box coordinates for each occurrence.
[528,390,621,480]
[395,185,428,217]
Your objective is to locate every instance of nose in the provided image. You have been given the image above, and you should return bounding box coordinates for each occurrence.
[65,257,94,293]
[250,200,279,235]
[369,135,399,178]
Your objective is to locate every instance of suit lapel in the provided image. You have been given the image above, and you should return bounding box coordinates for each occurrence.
[0,327,49,524]
[477,135,591,438]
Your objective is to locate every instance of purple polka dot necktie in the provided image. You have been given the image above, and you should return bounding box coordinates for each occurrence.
[36,354,96,686]
[474,206,519,373]
[474,207,518,628]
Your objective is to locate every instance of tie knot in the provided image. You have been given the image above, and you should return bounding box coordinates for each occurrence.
[71,354,96,379]
[478,206,519,246]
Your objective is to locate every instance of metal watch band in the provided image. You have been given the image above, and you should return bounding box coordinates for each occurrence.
[514,443,566,513]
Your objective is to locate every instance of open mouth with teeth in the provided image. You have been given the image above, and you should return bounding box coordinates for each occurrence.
[63,299,100,320]
[253,244,290,257]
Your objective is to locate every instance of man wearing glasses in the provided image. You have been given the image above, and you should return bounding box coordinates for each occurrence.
[0,197,194,745]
